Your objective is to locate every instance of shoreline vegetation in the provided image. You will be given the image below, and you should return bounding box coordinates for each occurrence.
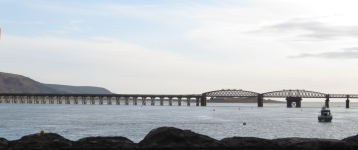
[1,127,357,150]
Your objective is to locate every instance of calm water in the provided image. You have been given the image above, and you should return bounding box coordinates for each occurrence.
[1,101,358,142]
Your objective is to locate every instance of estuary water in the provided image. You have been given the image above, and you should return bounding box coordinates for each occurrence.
[1,101,358,142]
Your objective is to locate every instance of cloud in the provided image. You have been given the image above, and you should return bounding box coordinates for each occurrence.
[88,37,117,43]
[343,47,358,51]
[249,17,358,40]
[70,20,82,23]
[289,47,358,59]
[0,20,43,24]
[0,35,241,94]
[44,30,68,34]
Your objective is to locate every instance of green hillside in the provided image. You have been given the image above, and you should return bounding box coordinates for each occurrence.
[0,72,58,93]
[45,84,113,94]
[0,72,113,94]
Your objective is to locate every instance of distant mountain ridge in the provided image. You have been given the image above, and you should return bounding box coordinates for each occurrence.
[0,72,113,94]
[45,84,113,94]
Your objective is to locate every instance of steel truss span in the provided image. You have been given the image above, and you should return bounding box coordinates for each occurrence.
[204,89,259,97]
[329,94,358,98]
[263,90,327,98]
[203,89,358,99]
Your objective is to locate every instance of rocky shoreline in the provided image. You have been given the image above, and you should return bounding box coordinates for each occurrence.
[1,127,358,150]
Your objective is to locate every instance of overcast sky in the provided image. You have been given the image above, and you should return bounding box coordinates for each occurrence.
[1,0,358,100]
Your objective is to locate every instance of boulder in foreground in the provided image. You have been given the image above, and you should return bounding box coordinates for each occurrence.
[343,134,358,144]
[139,127,228,150]
[221,137,282,150]
[73,136,139,150]
[0,138,8,150]
[272,138,356,150]
[7,133,72,150]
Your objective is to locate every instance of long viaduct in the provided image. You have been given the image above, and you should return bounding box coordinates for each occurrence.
[0,89,357,108]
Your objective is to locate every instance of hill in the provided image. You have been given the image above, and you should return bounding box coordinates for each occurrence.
[44,84,112,94]
[0,72,58,93]
[0,72,113,94]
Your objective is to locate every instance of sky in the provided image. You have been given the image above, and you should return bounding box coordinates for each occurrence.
[1,0,358,100]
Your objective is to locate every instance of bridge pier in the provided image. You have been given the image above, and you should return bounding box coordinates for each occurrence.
[74,96,79,104]
[346,95,349,108]
[258,94,263,107]
[35,96,40,104]
[325,95,330,108]
[12,96,18,103]
[21,96,26,103]
[187,97,191,106]
[107,97,112,105]
[90,96,96,105]
[133,97,137,105]
[41,96,46,104]
[151,97,155,105]
[196,98,200,106]
[142,97,147,105]
[116,97,120,105]
[0,96,3,103]
[286,97,302,107]
[5,96,10,103]
[99,96,104,105]
[201,93,207,106]
[28,96,33,103]
[82,96,87,104]
[168,97,173,106]
[178,97,182,106]
[125,97,129,105]
[49,96,54,104]
[19,96,22,103]
[65,96,71,104]
[160,97,164,105]
[57,96,63,104]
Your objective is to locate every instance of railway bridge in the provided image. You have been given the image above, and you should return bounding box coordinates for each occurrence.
[203,89,358,108]
[0,89,357,108]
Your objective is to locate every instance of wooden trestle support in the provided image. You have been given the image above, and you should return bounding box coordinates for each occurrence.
[90,96,96,105]
[116,97,120,105]
[82,96,87,104]
[160,97,164,105]
[65,96,71,104]
[168,97,173,106]
[178,97,182,106]
[12,96,17,103]
[107,97,112,105]
[132,97,137,105]
[57,96,63,104]
[151,97,155,105]
[142,97,146,105]
[0,95,202,106]
[35,96,40,104]
[125,97,129,105]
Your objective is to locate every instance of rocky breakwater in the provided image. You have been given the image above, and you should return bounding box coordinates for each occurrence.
[1,127,358,150]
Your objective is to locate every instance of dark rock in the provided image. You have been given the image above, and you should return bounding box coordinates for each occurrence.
[73,136,139,150]
[343,134,358,144]
[138,127,229,150]
[0,138,8,150]
[273,138,356,150]
[8,133,72,150]
[221,137,282,150]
